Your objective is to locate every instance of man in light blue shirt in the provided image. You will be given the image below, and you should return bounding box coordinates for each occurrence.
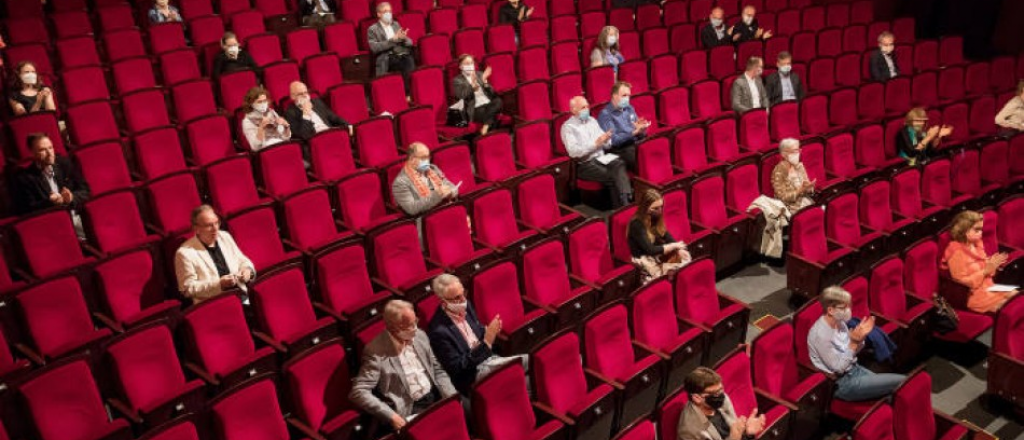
[562,96,633,207]
[598,81,650,171]
[807,286,905,401]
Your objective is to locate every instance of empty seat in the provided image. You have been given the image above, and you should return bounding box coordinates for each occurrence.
[515,173,583,235]
[824,192,886,269]
[471,188,541,254]
[249,265,338,353]
[422,204,496,278]
[988,294,1024,415]
[630,279,707,394]
[143,171,203,238]
[113,57,159,97]
[104,323,205,428]
[204,156,268,218]
[72,141,134,197]
[281,341,366,439]
[470,260,554,354]
[82,190,161,254]
[93,249,180,330]
[171,80,219,124]
[713,349,793,440]
[185,115,237,166]
[867,257,932,367]
[19,360,131,440]
[675,258,750,364]
[210,378,290,440]
[179,294,276,387]
[750,321,831,440]
[281,186,354,254]
[224,205,300,273]
[530,331,616,440]
[67,100,121,147]
[787,206,856,299]
[132,127,189,182]
[104,29,148,63]
[10,209,94,278]
[567,219,639,304]
[16,276,112,362]
[256,142,310,200]
[368,220,443,302]
[689,174,750,271]
[62,66,112,106]
[309,240,392,331]
[471,363,566,440]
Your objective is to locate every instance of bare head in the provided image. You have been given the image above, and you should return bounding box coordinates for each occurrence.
[819,286,852,316]
[289,81,310,103]
[383,299,418,341]
[710,6,724,21]
[877,31,895,53]
[191,204,221,246]
[406,142,430,170]
[377,2,392,19]
[569,96,589,116]
[28,133,55,168]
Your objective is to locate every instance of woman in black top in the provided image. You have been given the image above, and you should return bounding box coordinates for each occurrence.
[9,61,56,116]
[627,189,691,283]
[211,31,260,80]
[497,0,533,29]
[895,107,952,166]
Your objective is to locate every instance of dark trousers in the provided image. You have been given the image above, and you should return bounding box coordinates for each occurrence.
[577,157,633,208]
[610,143,638,171]
[386,53,416,86]
[470,98,503,128]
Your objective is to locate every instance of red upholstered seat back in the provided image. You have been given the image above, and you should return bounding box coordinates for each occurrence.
[471,363,537,440]
[584,305,635,382]
[674,259,722,326]
[514,121,555,168]
[283,343,353,431]
[406,397,473,440]
[843,276,871,318]
[752,322,801,396]
[568,221,617,282]
[532,332,590,415]
[517,174,563,231]
[825,193,863,246]
[893,371,936,440]
[471,261,528,330]
[611,206,637,265]
[473,189,522,248]
[523,240,575,308]
[662,189,696,241]
[211,379,289,440]
[94,250,160,324]
[853,403,895,440]
[891,168,924,218]
[372,222,428,289]
[18,276,100,358]
[335,171,389,232]
[794,301,822,366]
[182,295,258,377]
[869,258,910,319]
[632,280,681,351]
[673,125,709,173]
[315,243,378,315]
[476,132,518,182]
[228,207,291,271]
[690,176,728,230]
[858,181,893,231]
[424,204,476,267]
[251,267,318,343]
[21,361,121,440]
[725,162,760,212]
[904,240,939,302]
[714,351,757,417]
[284,188,340,251]
[791,207,828,263]
[107,325,190,412]
[638,137,675,184]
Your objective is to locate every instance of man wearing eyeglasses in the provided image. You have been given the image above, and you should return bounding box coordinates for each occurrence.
[350,299,457,431]
[677,367,767,440]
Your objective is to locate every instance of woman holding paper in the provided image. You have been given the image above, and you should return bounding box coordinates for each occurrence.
[942,211,1018,313]
[627,189,691,284]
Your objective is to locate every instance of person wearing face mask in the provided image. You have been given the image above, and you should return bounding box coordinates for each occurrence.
[598,81,649,171]
[942,211,1019,314]
[211,32,259,81]
[299,0,337,28]
[562,96,633,208]
[808,286,906,402]
[392,142,459,216]
[730,5,772,43]
[590,26,625,72]
[427,274,514,395]
[13,133,89,215]
[284,81,349,144]
[769,138,815,214]
[368,2,416,82]
[9,61,55,116]
[350,299,458,432]
[451,54,502,135]
[148,0,182,23]
[700,7,734,49]
[677,367,767,440]
[241,86,291,151]
[628,189,691,284]
[994,80,1024,135]
[895,107,952,165]
[764,51,805,107]
[730,56,768,114]
[869,31,899,82]
[497,0,533,30]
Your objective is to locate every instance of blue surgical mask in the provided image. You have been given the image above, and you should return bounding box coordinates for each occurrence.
[382,12,393,23]
[416,159,430,173]
[578,108,590,122]
[618,96,630,109]
[779,65,792,74]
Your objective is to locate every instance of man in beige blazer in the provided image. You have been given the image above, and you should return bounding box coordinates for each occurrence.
[677,367,766,440]
[174,205,256,303]
[350,299,458,431]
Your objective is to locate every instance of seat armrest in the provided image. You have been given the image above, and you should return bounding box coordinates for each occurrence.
[93,312,125,333]
[533,401,576,426]
[678,316,714,333]
[107,398,143,425]
[184,361,219,385]
[14,343,44,365]
[522,295,557,314]
[633,340,669,360]
[252,330,288,353]
[754,386,800,411]
[286,417,329,440]
[471,237,501,253]
[584,367,625,390]
[569,273,601,290]
[313,301,345,322]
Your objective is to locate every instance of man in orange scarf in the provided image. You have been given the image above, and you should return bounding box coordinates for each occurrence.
[392,142,459,216]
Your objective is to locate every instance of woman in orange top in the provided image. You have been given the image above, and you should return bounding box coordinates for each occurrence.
[942,211,1017,313]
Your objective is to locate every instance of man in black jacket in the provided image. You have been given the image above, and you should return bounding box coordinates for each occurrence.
[764,51,805,107]
[426,274,504,395]
[12,133,89,215]
[700,7,733,49]
[299,0,336,27]
[869,31,899,82]
[284,81,349,144]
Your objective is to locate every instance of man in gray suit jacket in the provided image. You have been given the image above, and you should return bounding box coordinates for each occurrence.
[368,2,415,81]
[730,56,769,114]
[392,142,459,216]
[677,367,766,440]
[350,299,458,431]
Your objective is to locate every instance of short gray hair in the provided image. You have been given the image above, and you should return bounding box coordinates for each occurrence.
[877,31,894,43]
[778,138,800,153]
[190,204,216,226]
[383,299,414,325]
[432,274,461,298]
[819,286,852,310]
[376,1,390,12]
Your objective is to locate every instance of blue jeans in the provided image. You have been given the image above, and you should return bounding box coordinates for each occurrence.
[834,365,905,401]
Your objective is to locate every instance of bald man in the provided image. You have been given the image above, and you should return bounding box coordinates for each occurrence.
[701,7,733,49]
[283,81,349,142]
[392,142,459,216]
[561,95,633,208]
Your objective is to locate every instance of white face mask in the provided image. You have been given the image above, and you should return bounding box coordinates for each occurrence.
[831,307,852,324]
[786,152,800,165]
[710,18,723,27]
[276,124,286,134]
[253,102,269,113]
[226,45,240,57]
[778,65,792,74]
[606,35,617,45]
[21,72,37,85]
[461,64,474,73]
[445,300,468,315]
[382,12,393,23]
[743,15,754,24]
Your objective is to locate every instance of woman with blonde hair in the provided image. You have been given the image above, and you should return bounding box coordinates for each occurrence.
[590,26,625,72]
[627,189,691,283]
[894,107,952,165]
[240,86,291,151]
[942,210,1018,314]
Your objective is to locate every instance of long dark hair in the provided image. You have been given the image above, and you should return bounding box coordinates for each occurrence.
[632,189,666,242]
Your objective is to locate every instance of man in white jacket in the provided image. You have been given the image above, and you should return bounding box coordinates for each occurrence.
[175,204,256,303]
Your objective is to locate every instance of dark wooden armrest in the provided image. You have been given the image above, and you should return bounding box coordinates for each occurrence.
[184,361,219,385]
[678,316,713,333]
[754,386,800,411]
[107,398,143,425]
[281,238,304,253]
[144,222,169,237]
[424,255,446,270]
[633,340,668,360]
[14,343,45,365]
[313,301,345,322]
[533,401,575,426]
[584,367,625,390]
[471,237,501,252]
[569,273,601,290]
[691,220,718,233]
[286,417,328,440]
[516,218,541,233]
[718,293,751,310]
[252,331,287,353]
[522,295,557,314]
[93,312,125,333]
[631,340,657,359]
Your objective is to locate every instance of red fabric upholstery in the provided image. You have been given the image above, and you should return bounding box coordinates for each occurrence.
[211,379,290,440]
[21,360,130,440]
[181,294,274,378]
[472,363,563,440]
[283,187,352,252]
[107,324,203,414]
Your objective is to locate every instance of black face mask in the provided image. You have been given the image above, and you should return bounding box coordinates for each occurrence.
[704,393,726,410]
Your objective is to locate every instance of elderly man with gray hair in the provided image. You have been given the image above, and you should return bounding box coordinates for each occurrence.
[425,274,504,394]
[174,204,255,303]
[807,286,906,401]
[769,138,815,214]
[350,299,457,431]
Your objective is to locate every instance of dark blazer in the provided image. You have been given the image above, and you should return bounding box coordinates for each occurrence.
[731,18,761,43]
[426,303,492,395]
[284,98,348,141]
[12,156,89,215]
[299,0,336,16]
[451,72,498,123]
[211,50,260,80]
[765,71,806,107]
[701,23,732,49]
[868,49,899,82]
[498,3,526,27]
